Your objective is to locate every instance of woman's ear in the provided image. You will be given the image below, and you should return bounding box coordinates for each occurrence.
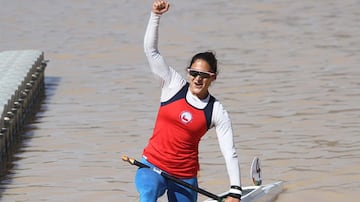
[212,75,217,81]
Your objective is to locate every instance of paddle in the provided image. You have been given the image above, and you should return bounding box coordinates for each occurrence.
[122,155,224,202]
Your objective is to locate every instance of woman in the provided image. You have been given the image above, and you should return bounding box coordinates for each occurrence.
[135,1,242,202]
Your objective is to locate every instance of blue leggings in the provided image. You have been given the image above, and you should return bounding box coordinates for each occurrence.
[135,158,198,202]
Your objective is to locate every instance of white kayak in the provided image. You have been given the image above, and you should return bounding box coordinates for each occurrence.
[203,181,284,202]
[204,157,284,202]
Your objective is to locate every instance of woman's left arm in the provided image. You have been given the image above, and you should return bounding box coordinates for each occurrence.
[213,102,242,200]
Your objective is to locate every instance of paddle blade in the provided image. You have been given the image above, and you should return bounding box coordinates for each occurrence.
[250,157,262,186]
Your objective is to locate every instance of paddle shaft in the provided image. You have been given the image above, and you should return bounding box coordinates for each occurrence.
[122,156,223,202]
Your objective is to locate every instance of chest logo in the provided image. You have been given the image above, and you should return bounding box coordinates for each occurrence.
[180,111,192,124]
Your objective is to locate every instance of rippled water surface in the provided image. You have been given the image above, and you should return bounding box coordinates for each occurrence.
[1,0,359,201]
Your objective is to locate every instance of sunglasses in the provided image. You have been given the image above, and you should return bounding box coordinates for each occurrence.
[187,69,216,78]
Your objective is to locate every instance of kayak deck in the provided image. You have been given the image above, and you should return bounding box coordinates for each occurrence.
[204,181,284,202]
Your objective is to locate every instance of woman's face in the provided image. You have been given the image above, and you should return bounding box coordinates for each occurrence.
[187,59,216,99]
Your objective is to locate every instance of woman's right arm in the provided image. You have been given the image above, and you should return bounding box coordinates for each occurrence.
[144,12,170,82]
[144,1,171,84]
[144,1,186,101]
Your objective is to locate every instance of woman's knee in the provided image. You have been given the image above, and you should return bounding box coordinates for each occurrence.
[135,168,166,199]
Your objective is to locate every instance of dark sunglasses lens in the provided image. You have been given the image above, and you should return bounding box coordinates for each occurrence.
[189,70,198,77]
[189,70,210,78]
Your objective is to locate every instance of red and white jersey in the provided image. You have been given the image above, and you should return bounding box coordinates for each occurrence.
[143,83,216,178]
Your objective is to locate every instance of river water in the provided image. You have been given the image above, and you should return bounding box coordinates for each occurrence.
[0,0,359,201]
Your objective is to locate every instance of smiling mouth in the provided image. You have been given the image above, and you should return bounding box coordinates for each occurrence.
[194,82,203,87]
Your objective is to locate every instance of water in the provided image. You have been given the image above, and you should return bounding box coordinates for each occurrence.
[1,0,359,201]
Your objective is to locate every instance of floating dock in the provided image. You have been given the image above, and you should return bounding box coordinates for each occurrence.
[0,50,47,169]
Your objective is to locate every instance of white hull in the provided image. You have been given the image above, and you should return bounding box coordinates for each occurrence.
[204,181,284,202]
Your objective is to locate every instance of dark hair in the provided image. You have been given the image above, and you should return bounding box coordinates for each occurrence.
[189,51,218,73]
